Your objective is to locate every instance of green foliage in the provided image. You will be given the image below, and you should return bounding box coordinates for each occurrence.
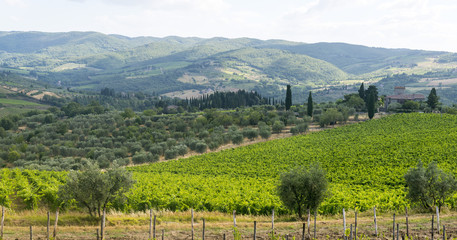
[307,91,313,117]
[277,163,328,218]
[0,171,14,207]
[319,108,343,127]
[0,103,305,170]
[121,108,136,119]
[387,102,402,112]
[272,120,284,133]
[61,102,106,117]
[404,160,457,211]
[427,88,440,110]
[259,123,272,139]
[58,164,135,217]
[194,142,208,153]
[358,83,365,101]
[365,85,378,119]
[402,101,420,111]
[126,113,457,215]
[344,94,365,111]
[242,127,259,140]
[7,149,20,162]
[3,113,457,216]
[233,227,241,240]
[285,85,292,111]
[0,118,15,130]
[290,123,308,135]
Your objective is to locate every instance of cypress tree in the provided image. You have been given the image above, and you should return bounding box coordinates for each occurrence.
[358,83,365,101]
[285,85,292,110]
[307,91,313,117]
[426,88,439,110]
[365,85,378,119]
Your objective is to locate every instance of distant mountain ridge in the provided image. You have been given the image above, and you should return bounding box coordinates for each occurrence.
[0,31,449,100]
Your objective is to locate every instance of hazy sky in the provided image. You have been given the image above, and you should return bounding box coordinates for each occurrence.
[1,0,457,52]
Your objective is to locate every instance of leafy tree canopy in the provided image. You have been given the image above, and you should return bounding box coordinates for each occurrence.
[277,162,328,218]
[404,160,457,211]
[58,163,135,217]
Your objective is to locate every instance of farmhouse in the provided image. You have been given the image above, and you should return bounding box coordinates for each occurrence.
[385,86,425,108]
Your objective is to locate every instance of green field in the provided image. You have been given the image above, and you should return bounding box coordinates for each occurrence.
[0,98,42,106]
[0,108,41,118]
[126,113,457,215]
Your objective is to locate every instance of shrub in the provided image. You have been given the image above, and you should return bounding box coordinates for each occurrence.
[174,144,188,156]
[259,127,272,139]
[231,132,244,145]
[195,142,208,153]
[242,127,258,140]
[272,120,284,133]
[164,149,178,160]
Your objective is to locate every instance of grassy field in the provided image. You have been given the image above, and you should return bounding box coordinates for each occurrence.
[0,98,43,106]
[2,210,457,239]
[0,107,41,118]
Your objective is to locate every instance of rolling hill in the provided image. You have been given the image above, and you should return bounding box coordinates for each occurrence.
[0,31,452,102]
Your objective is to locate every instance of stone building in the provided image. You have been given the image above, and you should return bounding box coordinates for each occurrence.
[385,86,425,108]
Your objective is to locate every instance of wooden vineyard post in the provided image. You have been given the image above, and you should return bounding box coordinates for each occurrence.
[349,224,353,240]
[436,206,440,234]
[202,218,205,240]
[30,225,33,240]
[253,221,256,240]
[191,209,194,240]
[431,215,434,240]
[443,225,446,240]
[53,207,59,239]
[343,208,346,240]
[233,210,236,227]
[101,208,106,240]
[355,209,357,240]
[162,229,164,240]
[1,206,4,239]
[47,211,50,240]
[223,233,226,240]
[272,208,275,233]
[405,206,409,238]
[307,209,310,235]
[392,213,395,240]
[149,209,152,240]
[97,229,99,240]
[153,215,157,240]
[396,223,399,240]
[374,207,378,237]
[302,223,305,240]
[314,210,317,240]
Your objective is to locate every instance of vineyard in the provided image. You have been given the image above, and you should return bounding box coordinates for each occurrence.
[2,113,457,216]
[126,113,457,215]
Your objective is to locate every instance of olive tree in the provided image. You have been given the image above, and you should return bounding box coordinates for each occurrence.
[277,163,328,218]
[58,163,135,217]
[404,160,457,212]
